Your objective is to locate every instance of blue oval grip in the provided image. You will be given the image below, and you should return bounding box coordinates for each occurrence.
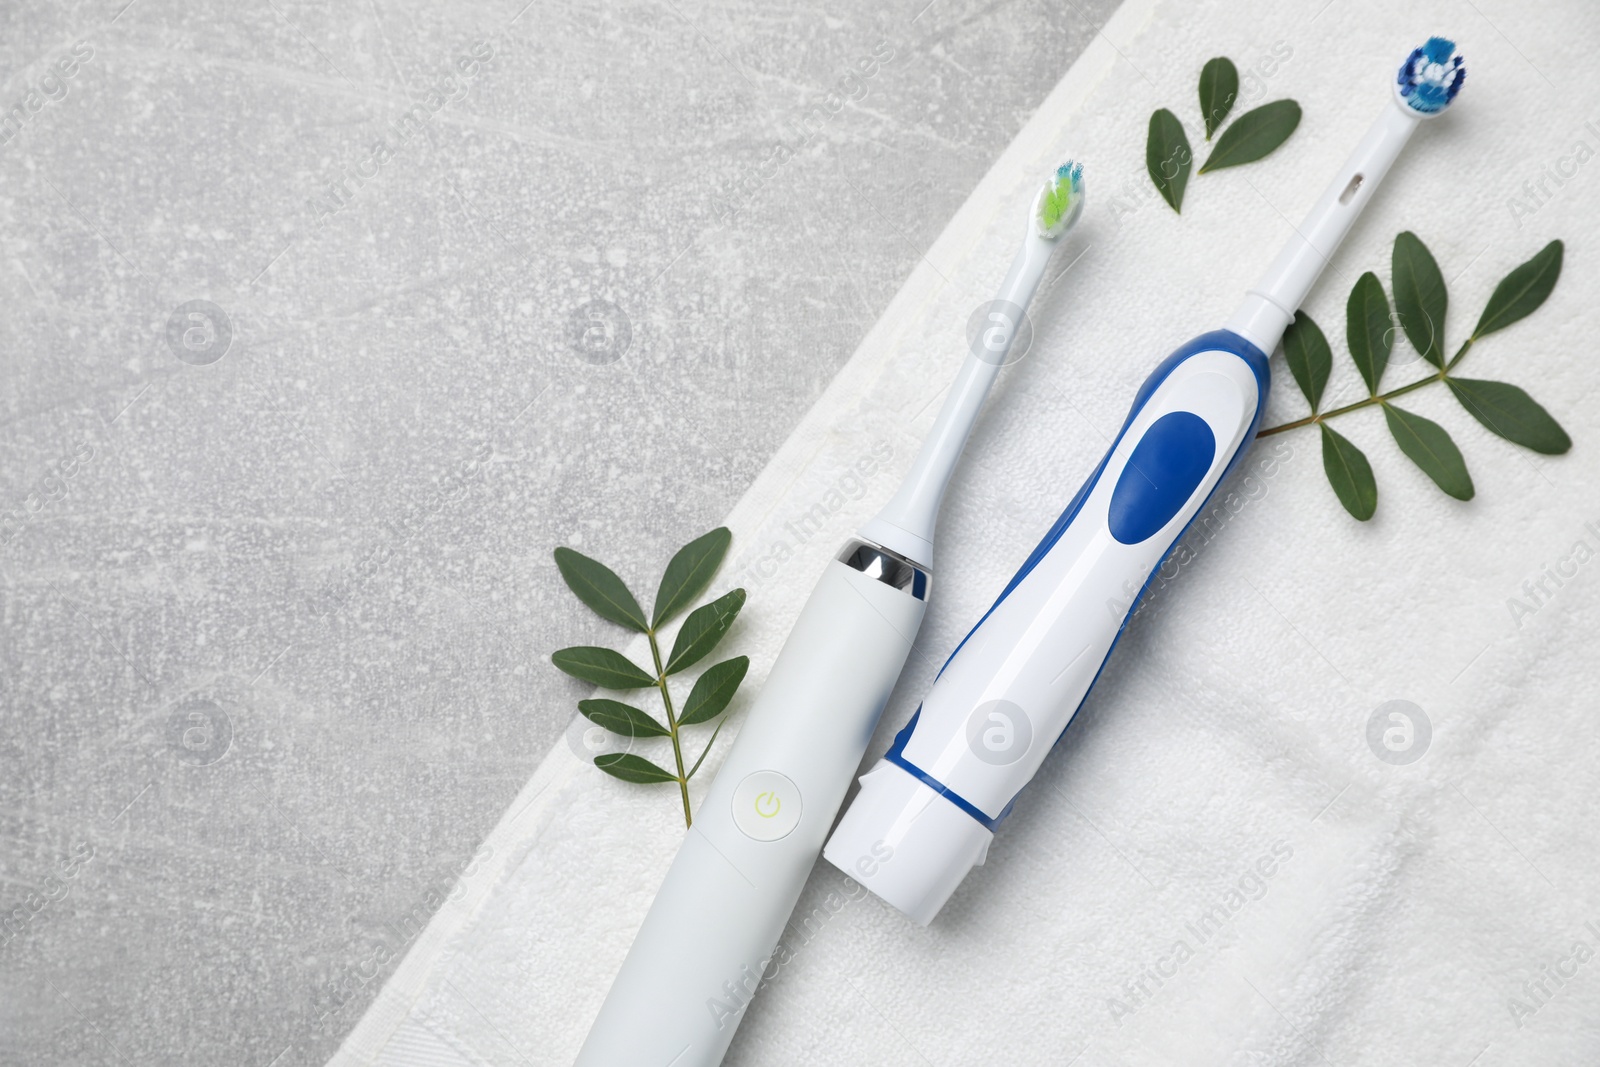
[1106,411,1216,544]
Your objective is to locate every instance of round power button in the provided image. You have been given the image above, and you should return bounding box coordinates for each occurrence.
[731,770,802,841]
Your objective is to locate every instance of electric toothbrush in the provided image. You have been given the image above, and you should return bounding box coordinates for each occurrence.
[826,39,1466,925]
[574,163,1087,1065]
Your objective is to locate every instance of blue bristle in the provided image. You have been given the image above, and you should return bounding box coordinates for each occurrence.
[1397,36,1465,114]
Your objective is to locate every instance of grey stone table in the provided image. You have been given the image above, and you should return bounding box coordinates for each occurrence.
[0,0,1118,1062]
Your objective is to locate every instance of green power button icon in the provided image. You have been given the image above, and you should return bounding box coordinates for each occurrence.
[754,791,781,818]
[733,770,800,841]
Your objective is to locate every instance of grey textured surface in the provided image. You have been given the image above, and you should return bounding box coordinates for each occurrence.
[0,0,1119,1062]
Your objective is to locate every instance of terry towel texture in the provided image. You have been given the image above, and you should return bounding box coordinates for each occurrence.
[332,0,1600,1062]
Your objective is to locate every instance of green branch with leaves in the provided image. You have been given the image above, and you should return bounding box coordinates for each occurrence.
[1257,235,1570,519]
[551,527,749,827]
[1147,56,1301,213]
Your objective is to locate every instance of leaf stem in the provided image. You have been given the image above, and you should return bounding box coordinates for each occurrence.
[685,717,727,781]
[1257,352,1467,438]
[647,629,693,827]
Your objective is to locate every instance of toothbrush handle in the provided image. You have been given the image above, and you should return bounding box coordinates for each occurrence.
[575,551,927,1067]
[897,331,1269,818]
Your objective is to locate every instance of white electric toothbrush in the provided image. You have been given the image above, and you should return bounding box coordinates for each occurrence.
[826,39,1466,925]
[575,163,1086,1066]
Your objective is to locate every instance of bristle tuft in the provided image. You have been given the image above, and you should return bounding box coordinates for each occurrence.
[1397,36,1465,115]
[1036,161,1085,238]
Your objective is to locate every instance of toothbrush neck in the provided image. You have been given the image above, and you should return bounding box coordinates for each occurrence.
[861,231,1057,568]
[994,228,1056,309]
[1225,101,1422,353]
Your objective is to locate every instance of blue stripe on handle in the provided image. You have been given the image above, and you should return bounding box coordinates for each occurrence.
[883,708,1014,832]
[935,329,1269,679]
[901,329,1270,829]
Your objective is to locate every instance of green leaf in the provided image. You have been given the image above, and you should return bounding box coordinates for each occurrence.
[665,589,745,675]
[1319,423,1377,521]
[1198,99,1300,173]
[579,698,669,737]
[1382,404,1474,501]
[1391,231,1448,368]
[1198,57,1239,140]
[1145,108,1192,212]
[553,547,648,632]
[1473,240,1563,339]
[679,656,749,725]
[685,716,729,780]
[1282,311,1333,412]
[551,646,656,689]
[652,527,732,628]
[594,752,678,784]
[1347,271,1392,396]
[1446,378,1572,455]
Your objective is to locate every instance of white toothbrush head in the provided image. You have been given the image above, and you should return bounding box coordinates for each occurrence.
[1034,160,1085,239]
[1395,36,1465,116]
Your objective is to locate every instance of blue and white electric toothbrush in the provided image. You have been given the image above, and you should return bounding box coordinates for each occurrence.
[575,163,1085,1065]
[826,39,1466,924]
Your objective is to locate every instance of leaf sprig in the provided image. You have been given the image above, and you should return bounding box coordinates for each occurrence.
[1259,235,1570,519]
[1147,57,1301,213]
[551,528,748,826]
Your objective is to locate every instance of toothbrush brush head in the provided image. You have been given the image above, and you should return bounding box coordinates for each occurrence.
[1396,36,1465,115]
[1035,160,1085,239]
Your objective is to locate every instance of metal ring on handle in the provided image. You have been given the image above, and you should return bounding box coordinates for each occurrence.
[837,538,929,601]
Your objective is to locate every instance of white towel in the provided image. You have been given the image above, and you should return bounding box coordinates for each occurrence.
[331,0,1600,1062]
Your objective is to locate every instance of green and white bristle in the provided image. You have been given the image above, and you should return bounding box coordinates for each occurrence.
[1036,161,1085,239]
